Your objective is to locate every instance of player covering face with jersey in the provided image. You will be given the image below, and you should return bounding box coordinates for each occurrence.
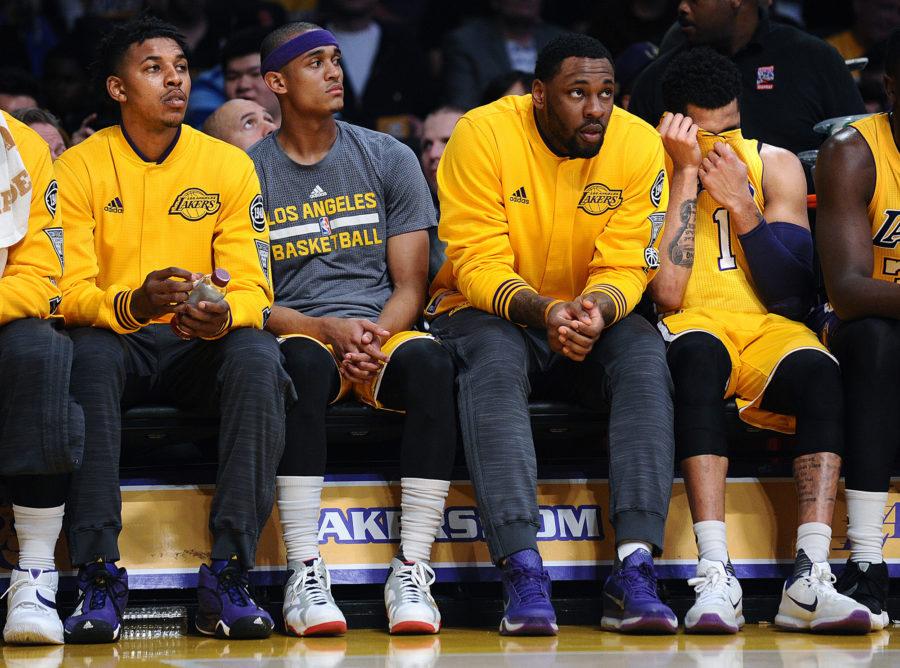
[652,46,872,634]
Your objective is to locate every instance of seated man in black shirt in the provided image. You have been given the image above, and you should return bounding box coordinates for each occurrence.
[629,2,865,155]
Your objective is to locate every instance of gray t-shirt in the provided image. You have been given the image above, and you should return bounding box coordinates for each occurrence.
[249,121,435,320]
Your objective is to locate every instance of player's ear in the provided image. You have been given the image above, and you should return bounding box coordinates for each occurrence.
[107,75,126,103]
[532,79,545,110]
[264,71,287,96]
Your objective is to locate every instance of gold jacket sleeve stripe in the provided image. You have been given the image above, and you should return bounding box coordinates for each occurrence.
[113,290,141,331]
[493,278,530,317]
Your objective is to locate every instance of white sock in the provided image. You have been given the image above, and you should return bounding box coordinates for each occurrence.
[796,521,832,564]
[400,477,450,564]
[846,488,887,564]
[276,476,324,566]
[616,541,654,561]
[693,520,728,563]
[13,504,64,571]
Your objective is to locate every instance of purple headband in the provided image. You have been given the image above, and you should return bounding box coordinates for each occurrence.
[262,29,339,74]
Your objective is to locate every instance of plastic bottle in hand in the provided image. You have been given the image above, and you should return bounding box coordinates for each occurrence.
[187,268,230,305]
[171,268,230,339]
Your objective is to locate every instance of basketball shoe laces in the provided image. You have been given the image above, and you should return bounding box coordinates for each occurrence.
[290,561,332,606]
[79,568,126,616]
[800,562,843,600]
[394,562,436,604]
[621,562,659,599]
[507,564,548,605]
[215,565,252,607]
[1,576,51,614]
[687,565,729,604]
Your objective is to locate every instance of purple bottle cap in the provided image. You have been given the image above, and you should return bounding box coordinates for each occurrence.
[211,268,231,288]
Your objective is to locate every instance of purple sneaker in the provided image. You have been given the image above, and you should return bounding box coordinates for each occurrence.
[195,558,274,639]
[63,562,129,644]
[601,549,677,634]
[499,549,558,636]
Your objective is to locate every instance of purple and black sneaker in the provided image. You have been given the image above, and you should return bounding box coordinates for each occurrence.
[499,549,558,636]
[195,558,274,639]
[63,562,129,644]
[601,549,677,634]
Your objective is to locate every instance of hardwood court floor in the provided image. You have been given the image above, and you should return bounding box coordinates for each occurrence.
[1,625,898,666]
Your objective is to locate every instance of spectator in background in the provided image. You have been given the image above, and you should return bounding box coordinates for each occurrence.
[42,46,94,135]
[11,107,69,159]
[419,106,464,280]
[203,98,276,151]
[442,0,563,110]
[589,0,677,58]
[223,27,282,127]
[827,0,900,63]
[615,41,658,110]
[629,1,865,156]
[480,70,532,106]
[0,67,40,112]
[319,0,432,141]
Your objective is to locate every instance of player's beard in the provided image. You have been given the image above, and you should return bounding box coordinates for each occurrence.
[546,103,604,159]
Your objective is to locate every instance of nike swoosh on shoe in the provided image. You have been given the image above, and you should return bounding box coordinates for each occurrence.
[788,594,817,612]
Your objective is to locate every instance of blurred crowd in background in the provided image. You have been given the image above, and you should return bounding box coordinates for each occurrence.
[0,0,896,159]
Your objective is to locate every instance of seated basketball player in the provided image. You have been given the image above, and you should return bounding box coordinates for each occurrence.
[251,23,457,636]
[56,17,291,642]
[651,48,871,634]
[0,110,81,646]
[429,34,677,636]
[811,28,900,632]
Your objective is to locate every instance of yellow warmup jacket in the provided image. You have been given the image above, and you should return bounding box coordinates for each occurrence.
[427,95,668,324]
[0,111,63,326]
[56,124,272,335]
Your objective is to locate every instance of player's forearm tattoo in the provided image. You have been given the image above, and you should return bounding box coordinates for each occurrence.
[508,290,553,329]
[794,453,840,511]
[668,199,697,267]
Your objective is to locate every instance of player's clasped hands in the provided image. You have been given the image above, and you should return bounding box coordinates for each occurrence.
[321,317,390,382]
[547,299,605,362]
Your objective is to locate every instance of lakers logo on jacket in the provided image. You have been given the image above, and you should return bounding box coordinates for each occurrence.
[169,188,221,221]
[577,183,622,215]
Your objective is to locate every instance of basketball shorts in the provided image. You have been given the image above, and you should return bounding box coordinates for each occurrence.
[659,307,834,433]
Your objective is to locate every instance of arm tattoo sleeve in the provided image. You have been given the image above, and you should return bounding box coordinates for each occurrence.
[508,290,553,329]
[669,199,697,267]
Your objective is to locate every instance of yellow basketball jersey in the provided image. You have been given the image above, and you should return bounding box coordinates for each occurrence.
[850,113,900,283]
[678,128,767,314]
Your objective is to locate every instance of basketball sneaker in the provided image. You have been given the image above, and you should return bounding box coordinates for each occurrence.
[684,559,744,634]
[601,548,677,634]
[195,557,273,639]
[283,556,347,637]
[835,559,890,631]
[775,550,871,633]
[2,568,63,645]
[63,561,128,643]
[384,557,441,634]
[499,549,558,636]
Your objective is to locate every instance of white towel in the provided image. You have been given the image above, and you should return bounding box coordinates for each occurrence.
[0,113,31,276]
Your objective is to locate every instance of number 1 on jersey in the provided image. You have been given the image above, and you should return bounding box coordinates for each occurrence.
[712,207,737,271]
